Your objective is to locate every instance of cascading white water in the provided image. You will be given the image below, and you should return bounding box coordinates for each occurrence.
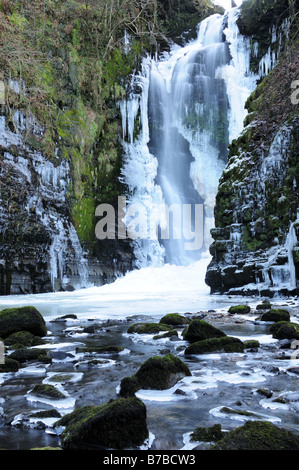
[120,7,258,272]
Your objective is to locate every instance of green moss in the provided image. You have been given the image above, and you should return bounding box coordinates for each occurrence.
[159,313,189,326]
[56,397,148,450]
[269,321,299,340]
[182,319,226,343]
[191,424,224,443]
[4,330,45,349]
[119,353,191,395]
[212,420,299,450]
[184,336,245,355]
[0,357,20,373]
[0,306,47,339]
[259,308,290,322]
[31,384,66,400]
[228,305,251,314]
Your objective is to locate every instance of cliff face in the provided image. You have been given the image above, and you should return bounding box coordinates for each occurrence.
[206,0,299,297]
[0,0,221,295]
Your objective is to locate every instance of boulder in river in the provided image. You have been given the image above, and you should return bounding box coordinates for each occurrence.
[182,319,226,343]
[0,306,47,339]
[56,397,148,450]
[119,353,191,396]
[211,420,299,450]
[258,308,290,322]
[184,336,244,355]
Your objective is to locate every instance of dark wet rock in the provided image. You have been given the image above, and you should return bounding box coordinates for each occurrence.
[4,331,45,349]
[48,350,74,361]
[256,301,272,310]
[29,409,61,419]
[127,322,174,335]
[259,309,290,322]
[0,306,47,339]
[184,336,244,355]
[56,397,148,450]
[0,357,20,372]
[50,314,78,322]
[256,388,273,398]
[119,353,191,396]
[8,347,51,364]
[182,319,226,343]
[211,420,299,450]
[244,339,260,349]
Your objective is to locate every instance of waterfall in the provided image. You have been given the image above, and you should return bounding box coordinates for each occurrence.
[120,7,257,270]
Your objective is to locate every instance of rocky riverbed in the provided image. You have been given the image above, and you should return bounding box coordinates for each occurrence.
[0,298,299,450]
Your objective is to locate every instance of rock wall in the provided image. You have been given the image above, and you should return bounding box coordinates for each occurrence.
[206,0,299,297]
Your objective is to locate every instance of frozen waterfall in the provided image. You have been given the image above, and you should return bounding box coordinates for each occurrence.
[120,7,257,270]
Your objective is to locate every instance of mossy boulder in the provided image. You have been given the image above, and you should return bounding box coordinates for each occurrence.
[159,313,190,326]
[56,397,148,450]
[182,319,226,344]
[269,321,299,340]
[256,301,272,310]
[228,305,251,314]
[127,322,174,334]
[191,424,224,443]
[4,331,45,349]
[212,420,299,450]
[119,354,191,396]
[259,309,290,322]
[0,307,47,339]
[8,347,51,364]
[0,357,20,373]
[185,336,244,355]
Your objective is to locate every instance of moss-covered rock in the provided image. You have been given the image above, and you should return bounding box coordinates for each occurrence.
[0,357,20,372]
[0,306,47,339]
[191,424,224,443]
[182,319,226,343]
[259,309,290,322]
[269,321,299,340]
[244,339,260,349]
[56,397,148,450]
[228,305,251,314]
[159,313,190,326]
[119,353,191,396]
[212,420,299,450]
[4,330,45,349]
[31,384,66,400]
[184,336,244,355]
[8,347,51,364]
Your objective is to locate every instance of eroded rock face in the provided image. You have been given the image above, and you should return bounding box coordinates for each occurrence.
[206,3,299,297]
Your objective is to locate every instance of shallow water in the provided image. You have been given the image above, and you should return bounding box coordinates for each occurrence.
[0,262,298,450]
